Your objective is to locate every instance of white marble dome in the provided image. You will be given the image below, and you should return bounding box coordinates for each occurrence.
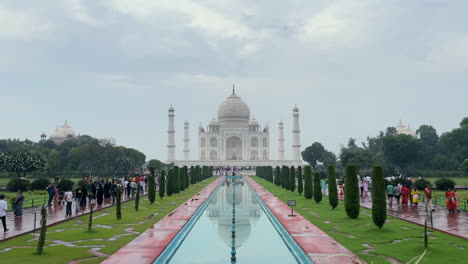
[49,126,64,139]
[217,91,250,121]
[59,121,76,138]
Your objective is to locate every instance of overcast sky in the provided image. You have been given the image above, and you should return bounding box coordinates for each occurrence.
[1,0,467,161]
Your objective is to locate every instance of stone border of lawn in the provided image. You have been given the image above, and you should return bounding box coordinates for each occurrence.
[0,195,144,242]
[244,176,363,264]
[102,176,225,264]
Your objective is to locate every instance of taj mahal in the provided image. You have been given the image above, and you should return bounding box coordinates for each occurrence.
[167,88,302,167]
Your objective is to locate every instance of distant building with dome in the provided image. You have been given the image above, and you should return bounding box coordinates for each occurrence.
[168,87,302,167]
[394,120,416,137]
[41,121,78,144]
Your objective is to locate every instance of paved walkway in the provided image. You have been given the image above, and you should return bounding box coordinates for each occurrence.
[1,194,139,241]
[349,192,468,240]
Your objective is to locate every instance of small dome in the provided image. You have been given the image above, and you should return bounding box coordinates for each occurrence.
[49,126,65,139]
[41,132,47,137]
[169,105,175,111]
[279,120,284,126]
[59,121,76,138]
[209,116,219,126]
[217,90,250,122]
[293,105,299,111]
[249,116,259,126]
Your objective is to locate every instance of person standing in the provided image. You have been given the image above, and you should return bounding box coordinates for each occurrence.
[47,184,55,206]
[394,184,401,206]
[411,187,420,206]
[14,190,24,217]
[104,179,111,200]
[453,189,460,212]
[358,178,363,196]
[130,180,137,198]
[111,181,117,204]
[97,184,104,206]
[446,188,456,213]
[140,180,146,196]
[424,184,434,212]
[65,188,73,217]
[386,182,394,207]
[401,185,409,206]
[0,194,8,233]
[363,180,369,196]
[75,185,83,212]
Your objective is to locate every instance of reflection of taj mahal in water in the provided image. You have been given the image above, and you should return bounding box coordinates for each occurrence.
[206,181,262,248]
[168,87,302,167]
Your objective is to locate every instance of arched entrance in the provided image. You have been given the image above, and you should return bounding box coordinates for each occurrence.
[226,136,242,160]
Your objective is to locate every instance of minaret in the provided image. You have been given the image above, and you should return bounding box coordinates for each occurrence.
[167,105,176,163]
[278,121,285,160]
[292,105,301,161]
[183,121,190,160]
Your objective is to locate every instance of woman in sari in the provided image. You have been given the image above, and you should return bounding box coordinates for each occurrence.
[446,188,456,213]
[14,190,24,217]
[453,189,460,212]
[411,187,420,206]
[401,185,409,206]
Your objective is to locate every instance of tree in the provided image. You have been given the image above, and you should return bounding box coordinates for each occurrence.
[147,159,165,171]
[174,166,180,193]
[1,151,47,178]
[36,205,47,255]
[327,165,338,209]
[148,167,156,204]
[290,166,296,192]
[382,134,424,174]
[88,203,94,232]
[344,164,360,219]
[116,187,122,220]
[440,123,468,165]
[135,183,140,211]
[184,166,189,189]
[159,169,166,200]
[313,171,322,203]
[47,149,61,176]
[274,166,281,186]
[339,142,372,170]
[304,166,313,199]
[371,165,386,228]
[460,117,468,127]
[297,166,303,196]
[461,159,468,174]
[282,166,289,190]
[167,168,174,196]
[301,142,325,169]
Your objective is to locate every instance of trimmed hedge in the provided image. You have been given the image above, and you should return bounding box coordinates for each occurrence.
[313,171,322,203]
[297,166,303,196]
[434,178,455,190]
[344,164,360,219]
[6,178,30,192]
[30,178,51,191]
[304,166,313,199]
[327,165,338,209]
[371,165,386,229]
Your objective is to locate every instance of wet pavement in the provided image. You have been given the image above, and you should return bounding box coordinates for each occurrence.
[1,194,140,241]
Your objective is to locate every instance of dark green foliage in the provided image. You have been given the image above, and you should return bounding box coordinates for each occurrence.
[148,167,156,204]
[304,166,313,199]
[267,166,273,182]
[282,166,289,190]
[116,187,122,219]
[290,166,296,192]
[371,165,386,228]
[88,203,94,231]
[179,168,185,191]
[297,166,303,196]
[327,165,338,209]
[344,164,360,219]
[424,219,428,249]
[135,183,140,211]
[184,166,189,189]
[30,178,50,191]
[313,171,322,203]
[274,166,281,186]
[6,178,30,192]
[167,168,174,196]
[174,166,180,193]
[414,179,432,190]
[159,170,166,200]
[190,166,195,184]
[434,178,456,190]
[37,205,47,254]
[57,178,74,191]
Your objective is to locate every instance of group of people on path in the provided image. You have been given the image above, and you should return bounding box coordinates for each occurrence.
[386,183,421,207]
[445,188,461,213]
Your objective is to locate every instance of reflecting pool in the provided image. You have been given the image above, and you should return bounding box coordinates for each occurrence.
[168,179,298,264]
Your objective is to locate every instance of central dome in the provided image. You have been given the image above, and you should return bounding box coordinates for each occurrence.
[217,90,250,122]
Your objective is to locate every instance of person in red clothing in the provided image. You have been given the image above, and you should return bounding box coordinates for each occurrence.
[446,188,456,213]
[135,175,140,184]
[401,185,410,206]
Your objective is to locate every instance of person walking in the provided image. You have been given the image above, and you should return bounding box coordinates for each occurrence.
[394,184,401,206]
[453,189,460,212]
[424,184,434,212]
[97,184,104,206]
[446,188,456,213]
[104,180,111,200]
[0,194,9,233]
[401,185,410,206]
[65,188,73,217]
[111,181,117,204]
[75,185,83,212]
[386,182,394,207]
[47,184,55,206]
[130,180,137,198]
[14,190,24,217]
[54,187,59,206]
[411,187,420,206]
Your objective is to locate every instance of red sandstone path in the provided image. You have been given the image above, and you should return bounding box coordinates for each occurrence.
[102,177,225,264]
[244,176,363,264]
[0,194,138,241]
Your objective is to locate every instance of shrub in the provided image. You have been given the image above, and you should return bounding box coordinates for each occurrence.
[304,166,313,199]
[88,203,94,232]
[148,167,156,204]
[290,166,296,192]
[116,187,122,220]
[37,205,47,255]
[297,166,303,196]
[135,183,140,211]
[274,166,281,186]
[414,179,432,191]
[179,167,186,191]
[327,165,338,209]
[167,168,174,196]
[6,178,30,192]
[57,179,74,191]
[30,178,50,191]
[76,179,87,188]
[434,178,456,190]
[344,164,360,219]
[173,166,180,193]
[371,165,386,229]
[159,170,165,200]
[313,171,322,203]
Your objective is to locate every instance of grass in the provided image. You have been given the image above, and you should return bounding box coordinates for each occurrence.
[0,177,217,264]
[252,176,468,264]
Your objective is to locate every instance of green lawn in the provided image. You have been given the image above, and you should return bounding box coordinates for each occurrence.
[252,176,468,264]
[0,177,217,264]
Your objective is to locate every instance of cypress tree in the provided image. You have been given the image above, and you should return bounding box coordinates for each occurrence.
[148,167,156,204]
[267,166,273,182]
[174,166,180,193]
[274,166,281,186]
[184,166,189,189]
[179,168,185,191]
[194,166,201,183]
[88,203,94,231]
[313,171,322,203]
[36,205,47,255]
[304,166,313,199]
[344,164,360,219]
[282,166,290,190]
[371,165,386,228]
[135,182,140,211]
[290,166,296,192]
[159,169,166,200]
[167,168,174,196]
[190,166,195,184]
[327,165,338,209]
[297,166,303,196]
[116,187,122,220]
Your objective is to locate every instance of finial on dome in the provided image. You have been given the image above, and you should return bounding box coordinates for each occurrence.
[232,83,235,95]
